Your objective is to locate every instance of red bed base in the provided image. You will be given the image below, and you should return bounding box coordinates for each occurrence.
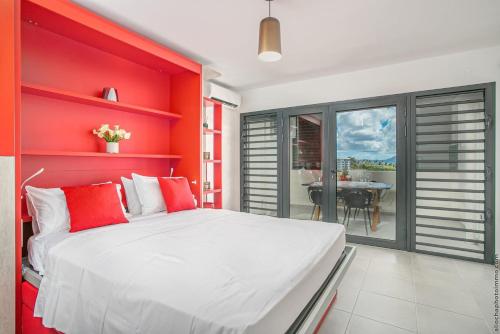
[22,280,337,334]
[22,282,59,334]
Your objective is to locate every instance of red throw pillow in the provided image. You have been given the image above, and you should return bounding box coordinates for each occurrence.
[158,177,196,213]
[62,183,128,232]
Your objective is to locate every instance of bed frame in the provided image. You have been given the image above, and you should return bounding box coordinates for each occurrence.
[21,234,355,334]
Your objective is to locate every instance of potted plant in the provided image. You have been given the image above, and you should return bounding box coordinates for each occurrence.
[92,124,131,154]
[339,169,349,181]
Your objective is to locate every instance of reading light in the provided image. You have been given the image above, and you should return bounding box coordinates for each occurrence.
[258,0,282,62]
[21,168,45,199]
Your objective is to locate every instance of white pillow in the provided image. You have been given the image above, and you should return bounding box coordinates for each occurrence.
[26,193,41,235]
[26,183,127,238]
[25,186,70,238]
[131,173,167,215]
[121,177,142,215]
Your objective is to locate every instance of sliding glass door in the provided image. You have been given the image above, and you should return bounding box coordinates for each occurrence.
[280,99,407,248]
[329,96,407,248]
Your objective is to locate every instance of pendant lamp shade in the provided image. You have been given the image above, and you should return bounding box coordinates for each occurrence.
[258,16,282,62]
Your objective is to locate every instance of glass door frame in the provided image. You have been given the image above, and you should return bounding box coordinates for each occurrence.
[328,95,408,250]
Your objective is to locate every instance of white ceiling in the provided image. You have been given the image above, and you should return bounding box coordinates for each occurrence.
[72,0,500,90]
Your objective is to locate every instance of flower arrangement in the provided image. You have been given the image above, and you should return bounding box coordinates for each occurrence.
[92,124,131,154]
[92,124,131,142]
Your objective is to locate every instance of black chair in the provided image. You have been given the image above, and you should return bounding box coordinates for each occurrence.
[307,186,322,220]
[336,189,349,223]
[342,190,373,235]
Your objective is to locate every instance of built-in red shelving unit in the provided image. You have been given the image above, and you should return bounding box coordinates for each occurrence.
[14,0,203,331]
[22,150,182,159]
[22,83,182,119]
[202,97,223,209]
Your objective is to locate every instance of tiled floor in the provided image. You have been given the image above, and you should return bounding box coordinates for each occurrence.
[290,204,397,240]
[318,243,495,334]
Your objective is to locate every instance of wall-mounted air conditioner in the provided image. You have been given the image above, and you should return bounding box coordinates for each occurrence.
[206,83,241,109]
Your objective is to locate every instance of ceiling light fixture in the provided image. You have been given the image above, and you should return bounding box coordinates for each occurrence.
[258,0,282,62]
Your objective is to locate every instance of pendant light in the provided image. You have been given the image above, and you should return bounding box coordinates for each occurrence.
[258,0,282,62]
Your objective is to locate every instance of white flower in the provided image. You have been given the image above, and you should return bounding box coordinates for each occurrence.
[99,124,110,132]
[93,124,130,142]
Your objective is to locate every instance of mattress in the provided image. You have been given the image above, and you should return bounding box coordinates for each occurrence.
[27,212,169,275]
[34,209,346,334]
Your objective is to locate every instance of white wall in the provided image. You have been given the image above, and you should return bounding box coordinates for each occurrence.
[235,45,500,254]
[0,157,16,334]
[221,105,240,210]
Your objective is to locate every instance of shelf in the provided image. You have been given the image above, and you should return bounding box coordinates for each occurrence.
[22,83,182,120]
[204,160,221,164]
[203,128,222,135]
[203,189,222,194]
[22,150,182,159]
[202,202,215,208]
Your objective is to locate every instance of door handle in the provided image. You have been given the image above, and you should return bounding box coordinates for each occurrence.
[331,169,337,180]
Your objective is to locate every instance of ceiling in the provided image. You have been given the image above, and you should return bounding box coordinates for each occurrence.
[72,0,500,90]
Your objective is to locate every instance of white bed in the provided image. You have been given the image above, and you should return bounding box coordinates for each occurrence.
[30,209,346,334]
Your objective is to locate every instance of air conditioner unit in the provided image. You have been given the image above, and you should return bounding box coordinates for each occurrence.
[206,83,241,109]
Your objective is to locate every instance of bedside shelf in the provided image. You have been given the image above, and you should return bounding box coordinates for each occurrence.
[203,189,222,194]
[203,128,222,135]
[22,150,182,159]
[204,160,221,164]
[22,83,182,120]
[22,214,32,223]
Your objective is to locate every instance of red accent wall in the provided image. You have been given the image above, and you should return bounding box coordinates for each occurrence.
[16,0,202,332]
[0,0,16,156]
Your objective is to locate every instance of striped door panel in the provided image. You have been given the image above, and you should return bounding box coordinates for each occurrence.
[412,88,493,262]
[241,113,279,216]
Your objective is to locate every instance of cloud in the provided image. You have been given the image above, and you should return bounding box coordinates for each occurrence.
[337,107,396,160]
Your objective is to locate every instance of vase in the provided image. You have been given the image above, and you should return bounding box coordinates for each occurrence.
[106,142,119,154]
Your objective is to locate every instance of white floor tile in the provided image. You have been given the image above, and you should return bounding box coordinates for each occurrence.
[412,266,464,291]
[416,304,491,334]
[415,281,483,318]
[339,265,367,290]
[334,286,360,312]
[353,291,417,332]
[317,309,350,334]
[347,315,415,334]
[367,259,413,281]
[362,272,415,302]
[411,253,459,274]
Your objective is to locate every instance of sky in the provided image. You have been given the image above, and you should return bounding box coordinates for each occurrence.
[336,107,396,161]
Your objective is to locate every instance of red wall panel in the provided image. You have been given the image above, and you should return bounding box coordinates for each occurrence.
[18,1,202,332]
[0,0,16,156]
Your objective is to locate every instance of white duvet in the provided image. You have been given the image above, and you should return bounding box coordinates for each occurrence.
[35,209,345,334]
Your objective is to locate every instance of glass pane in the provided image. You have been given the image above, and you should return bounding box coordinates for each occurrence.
[336,106,397,240]
[289,113,323,220]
